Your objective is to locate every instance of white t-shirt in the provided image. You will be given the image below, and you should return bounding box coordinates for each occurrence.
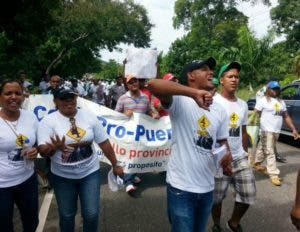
[166,96,229,193]
[0,110,38,187]
[76,83,87,97]
[89,84,99,103]
[255,96,286,133]
[38,108,108,179]
[214,94,248,160]
[39,81,50,93]
[23,80,32,89]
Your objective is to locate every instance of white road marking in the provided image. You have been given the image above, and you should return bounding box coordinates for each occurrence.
[36,189,54,232]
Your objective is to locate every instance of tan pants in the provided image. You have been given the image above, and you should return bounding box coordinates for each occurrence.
[255,131,280,177]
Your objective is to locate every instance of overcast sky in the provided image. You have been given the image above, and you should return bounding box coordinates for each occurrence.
[101,0,278,62]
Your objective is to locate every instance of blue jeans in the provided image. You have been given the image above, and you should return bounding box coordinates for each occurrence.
[0,174,39,232]
[167,184,213,232]
[51,170,101,232]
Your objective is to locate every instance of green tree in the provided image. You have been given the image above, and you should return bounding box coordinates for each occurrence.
[160,35,191,77]
[271,0,300,52]
[218,26,274,85]
[173,0,248,54]
[162,0,277,86]
[97,59,122,81]
[162,0,267,78]
[0,0,152,83]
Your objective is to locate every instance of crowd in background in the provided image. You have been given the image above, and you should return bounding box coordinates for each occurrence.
[18,70,179,120]
[1,64,299,232]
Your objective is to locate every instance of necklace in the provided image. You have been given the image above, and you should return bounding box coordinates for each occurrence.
[1,117,25,147]
[0,110,20,129]
[8,120,18,130]
[3,118,19,131]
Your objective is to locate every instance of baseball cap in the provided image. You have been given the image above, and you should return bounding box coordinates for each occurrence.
[163,73,175,81]
[125,75,137,83]
[180,57,216,85]
[218,61,241,79]
[53,88,78,99]
[212,77,219,85]
[267,80,280,89]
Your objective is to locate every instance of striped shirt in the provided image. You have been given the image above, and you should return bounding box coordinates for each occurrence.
[115,91,150,114]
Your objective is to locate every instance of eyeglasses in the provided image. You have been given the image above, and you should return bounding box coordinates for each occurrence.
[69,117,80,138]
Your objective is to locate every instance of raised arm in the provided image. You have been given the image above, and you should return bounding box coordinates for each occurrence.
[147,79,212,110]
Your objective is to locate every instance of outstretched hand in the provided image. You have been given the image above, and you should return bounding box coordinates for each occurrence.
[50,135,66,151]
[193,90,213,110]
[43,135,66,156]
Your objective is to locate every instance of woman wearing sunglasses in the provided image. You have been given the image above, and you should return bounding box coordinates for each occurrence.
[38,88,123,232]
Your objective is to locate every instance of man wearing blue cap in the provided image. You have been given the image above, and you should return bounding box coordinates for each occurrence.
[211,62,256,232]
[255,77,288,163]
[253,80,299,186]
[148,57,232,232]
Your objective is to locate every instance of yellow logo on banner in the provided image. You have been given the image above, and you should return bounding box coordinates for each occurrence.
[66,128,86,142]
[16,134,27,147]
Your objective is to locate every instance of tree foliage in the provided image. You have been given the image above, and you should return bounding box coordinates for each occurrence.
[96,59,122,81]
[161,0,298,87]
[0,0,152,83]
[162,0,250,78]
[219,26,274,84]
[271,0,300,52]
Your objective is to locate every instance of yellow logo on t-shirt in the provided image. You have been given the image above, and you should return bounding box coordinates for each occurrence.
[197,115,210,136]
[274,103,280,113]
[16,134,27,147]
[229,112,239,128]
[66,127,86,142]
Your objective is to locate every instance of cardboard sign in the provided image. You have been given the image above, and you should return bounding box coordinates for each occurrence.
[125,48,157,79]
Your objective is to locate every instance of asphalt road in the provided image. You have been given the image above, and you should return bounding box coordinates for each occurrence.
[14,136,299,232]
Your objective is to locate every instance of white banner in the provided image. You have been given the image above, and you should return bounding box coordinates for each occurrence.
[125,48,158,79]
[23,95,172,173]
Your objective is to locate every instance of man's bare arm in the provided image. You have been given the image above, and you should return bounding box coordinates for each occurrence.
[148,79,212,110]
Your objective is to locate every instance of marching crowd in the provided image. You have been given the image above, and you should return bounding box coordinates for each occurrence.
[0,58,299,232]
